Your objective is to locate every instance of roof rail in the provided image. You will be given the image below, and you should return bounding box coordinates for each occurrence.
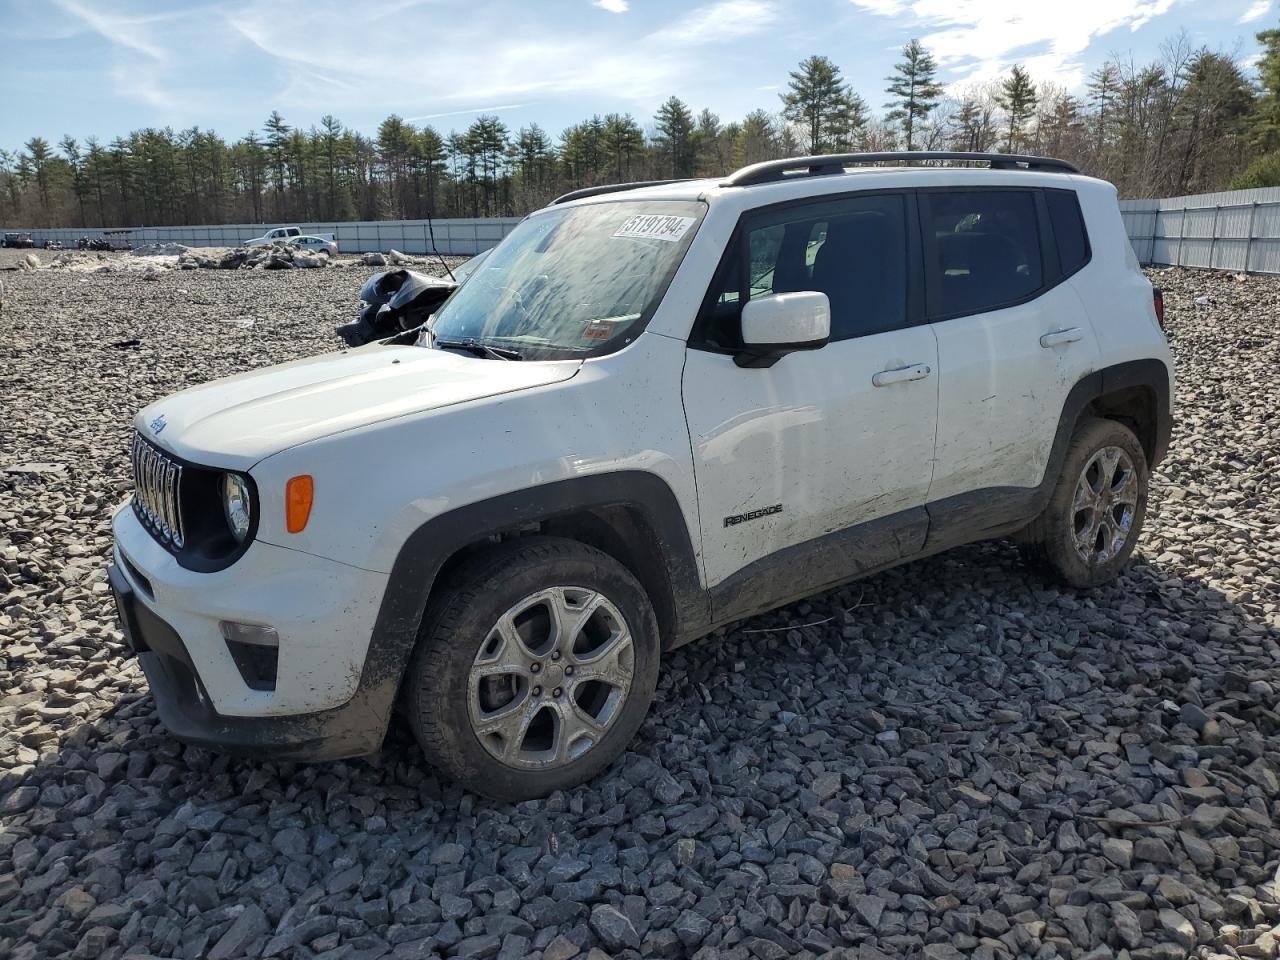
[551,179,696,205]
[722,152,1079,187]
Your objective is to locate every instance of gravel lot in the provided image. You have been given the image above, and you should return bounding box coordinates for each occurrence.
[1,249,1278,960]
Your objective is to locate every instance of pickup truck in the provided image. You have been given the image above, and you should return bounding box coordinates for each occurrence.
[244,226,335,248]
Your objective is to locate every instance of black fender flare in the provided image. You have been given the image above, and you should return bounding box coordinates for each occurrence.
[1049,358,1171,478]
[353,471,708,743]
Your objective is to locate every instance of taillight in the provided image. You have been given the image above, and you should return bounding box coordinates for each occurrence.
[1152,287,1165,330]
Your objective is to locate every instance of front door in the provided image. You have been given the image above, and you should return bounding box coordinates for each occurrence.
[681,192,940,621]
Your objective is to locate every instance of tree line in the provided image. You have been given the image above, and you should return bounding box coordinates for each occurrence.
[4,25,1279,230]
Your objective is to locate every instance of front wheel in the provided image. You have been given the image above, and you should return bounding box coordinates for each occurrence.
[1024,417,1149,588]
[403,537,660,801]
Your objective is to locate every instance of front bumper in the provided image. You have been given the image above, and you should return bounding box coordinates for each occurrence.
[110,502,395,758]
[109,563,384,759]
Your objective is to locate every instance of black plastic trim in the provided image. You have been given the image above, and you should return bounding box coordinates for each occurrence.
[551,179,697,205]
[722,152,1079,187]
[349,472,710,746]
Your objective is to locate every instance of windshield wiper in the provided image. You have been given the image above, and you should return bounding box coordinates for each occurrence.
[432,337,523,361]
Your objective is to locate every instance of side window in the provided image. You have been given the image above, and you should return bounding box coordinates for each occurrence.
[924,190,1043,318]
[1045,189,1090,275]
[700,194,908,347]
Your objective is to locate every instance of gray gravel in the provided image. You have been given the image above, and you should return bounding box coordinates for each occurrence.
[1,250,1278,960]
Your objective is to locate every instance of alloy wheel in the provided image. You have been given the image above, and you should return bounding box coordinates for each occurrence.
[1071,445,1138,565]
[466,586,634,769]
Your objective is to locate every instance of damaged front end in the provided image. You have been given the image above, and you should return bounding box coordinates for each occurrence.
[358,269,458,339]
[343,249,491,346]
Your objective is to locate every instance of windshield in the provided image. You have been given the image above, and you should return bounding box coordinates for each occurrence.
[428,199,705,359]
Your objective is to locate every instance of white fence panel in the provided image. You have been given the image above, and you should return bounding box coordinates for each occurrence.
[1120,187,1280,275]
[5,217,523,255]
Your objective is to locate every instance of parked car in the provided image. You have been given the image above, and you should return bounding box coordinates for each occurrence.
[245,226,335,248]
[41,238,63,250]
[287,235,339,256]
[2,232,34,249]
[108,151,1173,800]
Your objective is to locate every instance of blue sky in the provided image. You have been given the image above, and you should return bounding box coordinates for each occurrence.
[1,0,1274,151]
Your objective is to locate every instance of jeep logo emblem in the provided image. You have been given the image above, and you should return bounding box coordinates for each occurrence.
[150,414,167,435]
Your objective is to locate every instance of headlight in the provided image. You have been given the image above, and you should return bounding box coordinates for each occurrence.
[222,473,252,543]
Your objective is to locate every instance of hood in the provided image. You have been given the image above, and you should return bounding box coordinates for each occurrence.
[137,344,581,469]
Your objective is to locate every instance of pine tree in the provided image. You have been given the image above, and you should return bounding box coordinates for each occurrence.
[1087,63,1120,155]
[997,65,1037,152]
[601,113,644,181]
[780,55,849,153]
[654,96,695,177]
[262,111,291,218]
[829,90,870,151]
[884,40,942,151]
[1250,28,1280,154]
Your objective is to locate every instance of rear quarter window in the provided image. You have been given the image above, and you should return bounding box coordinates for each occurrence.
[1045,189,1090,275]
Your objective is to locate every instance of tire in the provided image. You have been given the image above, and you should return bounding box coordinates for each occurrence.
[1024,417,1149,589]
[403,536,660,801]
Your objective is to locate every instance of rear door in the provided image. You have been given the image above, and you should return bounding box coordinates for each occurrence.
[682,192,939,614]
[923,187,1100,528]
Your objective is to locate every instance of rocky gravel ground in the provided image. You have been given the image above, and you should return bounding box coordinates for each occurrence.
[1,251,1278,960]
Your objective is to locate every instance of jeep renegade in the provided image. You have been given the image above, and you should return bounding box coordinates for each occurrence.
[108,152,1174,800]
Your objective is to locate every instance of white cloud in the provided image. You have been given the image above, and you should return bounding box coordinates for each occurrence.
[648,0,779,45]
[849,0,1177,91]
[593,0,630,11]
[227,1,686,115]
[407,104,525,121]
[1239,0,1271,23]
[52,0,172,60]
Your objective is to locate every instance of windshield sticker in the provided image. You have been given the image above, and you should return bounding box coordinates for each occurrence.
[612,214,696,243]
[583,320,616,340]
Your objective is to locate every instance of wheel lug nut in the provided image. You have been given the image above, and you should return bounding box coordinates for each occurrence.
[531,663,541,673]
[551,651,561,661]
[565,665,574,676]
[532,686,542,697]
[553,687,563,698]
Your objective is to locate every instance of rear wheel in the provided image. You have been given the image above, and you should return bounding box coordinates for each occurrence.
[403,537,660,801]
[1024,417,1149,588]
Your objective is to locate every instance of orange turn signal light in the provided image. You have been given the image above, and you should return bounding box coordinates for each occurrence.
[285,475,314,533]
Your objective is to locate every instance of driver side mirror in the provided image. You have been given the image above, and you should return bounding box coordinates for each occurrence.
[734,291,831,368]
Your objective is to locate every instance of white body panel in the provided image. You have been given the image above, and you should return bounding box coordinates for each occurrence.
[135,345,581,469]
[928,281,1099,501]
[683,327,938,587]
[250,332,700,576]
[1070,178,1175,397]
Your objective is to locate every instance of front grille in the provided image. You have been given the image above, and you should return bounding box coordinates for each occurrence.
[131,432,185,548]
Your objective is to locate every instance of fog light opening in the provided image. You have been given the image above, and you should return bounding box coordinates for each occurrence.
[220,621,280,692]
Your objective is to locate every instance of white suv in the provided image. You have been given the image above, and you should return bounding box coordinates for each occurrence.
[109,152,1173,800]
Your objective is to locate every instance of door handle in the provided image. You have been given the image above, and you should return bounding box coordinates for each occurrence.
[1040,328,1083,348]
[872,363,932,387]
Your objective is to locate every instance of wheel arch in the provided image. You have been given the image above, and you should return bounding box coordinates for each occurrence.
[1089,359,1171,469]
[352,471,709,748]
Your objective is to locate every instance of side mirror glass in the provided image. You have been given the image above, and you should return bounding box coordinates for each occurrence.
[735,291,831,368]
